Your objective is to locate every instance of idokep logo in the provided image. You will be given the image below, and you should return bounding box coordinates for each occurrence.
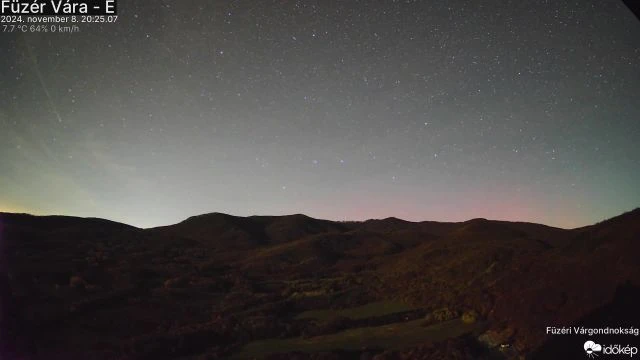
[584,340,638,358]
[585,341,602,358]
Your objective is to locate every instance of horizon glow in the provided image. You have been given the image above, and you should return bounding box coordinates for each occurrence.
[1,1,639,229]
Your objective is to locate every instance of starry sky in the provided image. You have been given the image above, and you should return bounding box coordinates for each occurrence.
[1,0,639,229]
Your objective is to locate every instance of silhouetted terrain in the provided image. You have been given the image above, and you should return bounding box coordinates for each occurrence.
[1,209,639,359]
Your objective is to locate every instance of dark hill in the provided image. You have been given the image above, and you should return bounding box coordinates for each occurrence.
[151,213,349,250]
[1,209,639,359]
[151,212,269,249]
[0,212,137,232]
[356,217,418,233]
[252,214,349,244]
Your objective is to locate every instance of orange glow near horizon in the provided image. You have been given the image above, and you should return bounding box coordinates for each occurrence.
[0,204,33,214]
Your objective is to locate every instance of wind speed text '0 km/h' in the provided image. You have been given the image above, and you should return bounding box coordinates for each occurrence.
[2,23,80,33]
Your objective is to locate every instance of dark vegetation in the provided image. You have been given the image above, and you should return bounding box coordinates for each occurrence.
[0,209,639,359]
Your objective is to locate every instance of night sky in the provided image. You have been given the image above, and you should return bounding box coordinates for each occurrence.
[1,0,639,228]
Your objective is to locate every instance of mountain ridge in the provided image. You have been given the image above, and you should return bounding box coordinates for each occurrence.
[5,208,638,232]
[1,208,639,359]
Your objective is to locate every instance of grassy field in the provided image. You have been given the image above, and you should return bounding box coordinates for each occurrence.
[235,318,480,358]
[295,300,416,320]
